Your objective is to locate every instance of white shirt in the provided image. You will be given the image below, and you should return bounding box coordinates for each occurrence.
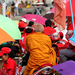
[15,1,20,7]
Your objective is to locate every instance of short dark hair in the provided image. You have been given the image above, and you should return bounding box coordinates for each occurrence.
[52,44,58,50]
[3,50,15,58]
[28,21,34,27]
[45,19,52,27]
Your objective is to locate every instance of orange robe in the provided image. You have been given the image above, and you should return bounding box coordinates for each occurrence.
[23,32,56,75]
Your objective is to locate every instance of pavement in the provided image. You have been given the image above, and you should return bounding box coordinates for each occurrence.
[14,6,50,20]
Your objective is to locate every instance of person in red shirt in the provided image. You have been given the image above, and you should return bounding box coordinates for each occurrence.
[0,47,17,75]
[44,19,56,36]
[59,30,75,63]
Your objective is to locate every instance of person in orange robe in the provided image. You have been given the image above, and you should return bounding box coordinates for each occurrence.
[23,24,56,75]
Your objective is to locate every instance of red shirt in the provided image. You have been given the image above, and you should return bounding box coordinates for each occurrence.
[44,26,56,35]
[2,57,17,75]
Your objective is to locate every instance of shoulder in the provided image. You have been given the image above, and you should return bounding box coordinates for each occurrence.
[8,58,17,66]
[7,58,17,69]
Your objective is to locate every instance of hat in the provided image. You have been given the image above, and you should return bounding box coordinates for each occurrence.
[0,47,11,56]
[23,26,35,35]
[51,32,60,41]
[21,18,27,23]
[66,30,73,40]
[18,21,27,28]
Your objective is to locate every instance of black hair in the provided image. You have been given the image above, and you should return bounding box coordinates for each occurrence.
[28,21,34,27]
[26,12,32,14]
[52,44,58,50]
[8,50,16,58]
[60,36,63,39]
[19,28,25,31]
[52,44,59,56]
[25,28,33,33]
[45,19,52,27]
[3,50,15,58]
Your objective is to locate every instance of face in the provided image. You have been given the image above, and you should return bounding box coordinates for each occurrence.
[1,54,9,62]
[32,25,35,28]
[52,47,58,55]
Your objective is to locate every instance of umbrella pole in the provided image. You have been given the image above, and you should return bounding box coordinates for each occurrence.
[69,0,75,36]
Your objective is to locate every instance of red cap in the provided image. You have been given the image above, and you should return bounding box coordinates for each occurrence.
[18,21,27,28]
[0,47,11,56]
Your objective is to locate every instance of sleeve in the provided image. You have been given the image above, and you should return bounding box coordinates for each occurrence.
[65,42,73,49]
[7,69,14,75]
[48,38,57,66]
[6,62,17,75]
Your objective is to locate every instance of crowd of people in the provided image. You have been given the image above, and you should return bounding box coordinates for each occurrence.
[0,15,75,75]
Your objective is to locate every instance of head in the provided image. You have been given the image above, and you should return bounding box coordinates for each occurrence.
[66,30,73,41]
[24,26,35,35]
[18,18,27,32]
[0,47,14,62]
[35,24,44,33]
[45,19,52,27]
[51,32,60,42]
[52,44,58,55]
[28,21,35,28]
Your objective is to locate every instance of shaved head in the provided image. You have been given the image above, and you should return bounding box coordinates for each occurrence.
[35,24,44,33]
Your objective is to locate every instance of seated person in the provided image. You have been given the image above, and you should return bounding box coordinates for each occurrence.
[23,24,56,75]
[44,19,56,36]
[59,30,75,63]
[0,47,17,75]
[52,44,59,64]
[28,21,35,28]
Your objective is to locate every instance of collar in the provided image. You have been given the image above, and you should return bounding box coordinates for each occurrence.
[5,57,11,64]
[34,32,43,34]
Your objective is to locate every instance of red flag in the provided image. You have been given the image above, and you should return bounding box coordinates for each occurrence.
[54,0,66,31]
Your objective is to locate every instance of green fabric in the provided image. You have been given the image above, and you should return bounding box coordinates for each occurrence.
[0,15,21,40]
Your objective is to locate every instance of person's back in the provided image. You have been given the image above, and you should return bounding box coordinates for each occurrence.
[44,19,56,35]
[44,26,56,35]
[24,24,56,75]
[26,32,53,66]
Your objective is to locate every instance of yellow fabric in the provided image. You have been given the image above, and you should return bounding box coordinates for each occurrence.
[23,32,56,75]
[26,5,31,8]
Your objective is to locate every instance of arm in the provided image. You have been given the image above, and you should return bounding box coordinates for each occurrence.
[48,38,57,66]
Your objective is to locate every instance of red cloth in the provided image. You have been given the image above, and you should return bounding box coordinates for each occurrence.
[44,27,56,35]
[65,41,75,52]
[2,57,17,75]
[18,21,27,28]
[19,33,26,53]
[67,17,75,30]
[0,47,11,56]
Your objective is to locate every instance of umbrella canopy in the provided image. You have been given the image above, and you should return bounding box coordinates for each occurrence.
[43,12,54,19]
[0,28,15,44]
[22,14,47,25]
[52,60,75,75]
[0,15,21,40]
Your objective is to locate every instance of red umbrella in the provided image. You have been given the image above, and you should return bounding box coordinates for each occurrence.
[22,14,47,25]
[50,0,75,16]
[66,0,75,16]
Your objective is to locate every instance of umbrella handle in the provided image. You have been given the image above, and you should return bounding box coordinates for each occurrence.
[69,0,75,36]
